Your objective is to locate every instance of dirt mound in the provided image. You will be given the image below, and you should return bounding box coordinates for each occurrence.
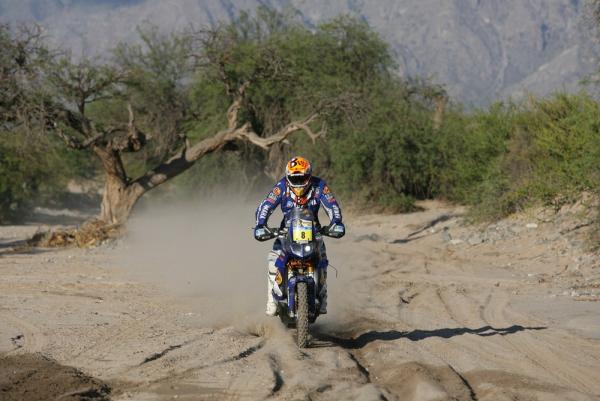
[0,354,111,401]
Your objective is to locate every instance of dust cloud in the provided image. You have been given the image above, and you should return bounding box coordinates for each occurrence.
[116,196,362,332]
[117,198,280,326]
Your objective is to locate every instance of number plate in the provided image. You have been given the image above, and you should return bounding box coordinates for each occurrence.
[292,219,313,243]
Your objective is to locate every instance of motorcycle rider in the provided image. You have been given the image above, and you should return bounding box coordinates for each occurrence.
[254,156,345,316]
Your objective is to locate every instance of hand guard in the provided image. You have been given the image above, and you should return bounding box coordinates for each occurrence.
[254,225,274,242]
[327,222,345,238]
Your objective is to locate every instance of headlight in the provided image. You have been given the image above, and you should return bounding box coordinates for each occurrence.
[304,245,312,252]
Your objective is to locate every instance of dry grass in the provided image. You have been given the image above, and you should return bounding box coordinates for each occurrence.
[28,219,123,248]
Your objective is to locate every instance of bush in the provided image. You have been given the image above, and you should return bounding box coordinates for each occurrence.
[3,14,599,223]
[461,93,600,219]
[326,81,438,212]
[0,131,92,221]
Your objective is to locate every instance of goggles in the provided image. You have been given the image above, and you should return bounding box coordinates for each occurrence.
[287,174,310,187]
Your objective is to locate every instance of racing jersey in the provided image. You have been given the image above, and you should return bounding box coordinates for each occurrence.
[255,177,342,228]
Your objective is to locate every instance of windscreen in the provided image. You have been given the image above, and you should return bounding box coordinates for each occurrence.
[286,208,317,258]
[289,208,315,244]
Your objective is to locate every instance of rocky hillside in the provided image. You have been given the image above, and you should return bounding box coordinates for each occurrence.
[1,0,598,105]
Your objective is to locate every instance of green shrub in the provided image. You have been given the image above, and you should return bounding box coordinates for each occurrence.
[463,93,600,220]
[4,14,599,223]
[327,83,437,212]
[0,130,92,221]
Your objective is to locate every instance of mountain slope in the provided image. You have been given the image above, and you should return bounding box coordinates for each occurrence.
[1,0,597,105]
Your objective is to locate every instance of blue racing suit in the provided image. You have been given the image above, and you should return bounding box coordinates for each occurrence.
[255,177,343,308]
[255,176,343,230]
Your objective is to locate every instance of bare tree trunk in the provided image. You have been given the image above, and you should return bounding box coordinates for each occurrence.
[93,146,142,225]
[265,143,286,181]
[99,176,140,225]
[54,86,323,229]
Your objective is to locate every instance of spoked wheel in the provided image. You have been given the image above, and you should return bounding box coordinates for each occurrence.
[296,282,309,348]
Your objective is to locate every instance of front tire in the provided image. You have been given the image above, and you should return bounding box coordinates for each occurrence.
[296,282,309,348]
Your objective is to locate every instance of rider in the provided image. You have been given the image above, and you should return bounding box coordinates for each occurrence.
[254,156,345,316]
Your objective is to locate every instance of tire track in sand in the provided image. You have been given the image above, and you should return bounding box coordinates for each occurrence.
[481,289,600,395]
[0,309,47,354]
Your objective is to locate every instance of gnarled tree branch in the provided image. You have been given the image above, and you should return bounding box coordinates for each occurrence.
[238,113,324,150]
[226,81,250,130]
[130,109,323,196]
[52,107,94,137]
[109,103,147,152]
[56,126,104,150]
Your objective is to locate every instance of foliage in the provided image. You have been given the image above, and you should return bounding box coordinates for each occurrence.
[2,11,600,223]
[327,81,433,212]
[0,130,89,221]
[461,94,600,220]
[181,10,396,183]
[0,24,50,125]
[181,9,443,213]
[324,89,600,217]
[113,25,195,161]
[0,24,94,221]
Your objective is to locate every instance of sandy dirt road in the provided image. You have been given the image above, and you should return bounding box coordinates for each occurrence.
[1,202,599,401]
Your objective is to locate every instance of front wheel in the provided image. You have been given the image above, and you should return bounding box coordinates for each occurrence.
[296,282,309,348]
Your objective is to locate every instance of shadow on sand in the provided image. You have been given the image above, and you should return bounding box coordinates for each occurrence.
[313,325,547,349]
[0,238,56,256]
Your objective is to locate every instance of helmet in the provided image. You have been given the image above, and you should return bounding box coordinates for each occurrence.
[286,156,312,197]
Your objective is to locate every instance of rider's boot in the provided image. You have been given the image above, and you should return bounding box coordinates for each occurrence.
[266,250,279,316]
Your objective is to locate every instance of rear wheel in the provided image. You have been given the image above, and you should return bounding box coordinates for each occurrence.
[296,282,309,348]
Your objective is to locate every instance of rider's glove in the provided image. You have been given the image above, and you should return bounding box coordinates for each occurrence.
[254,225,270,241]
[327,222,345,238]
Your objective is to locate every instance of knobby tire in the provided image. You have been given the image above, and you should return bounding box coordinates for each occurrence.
[296,282,309,348]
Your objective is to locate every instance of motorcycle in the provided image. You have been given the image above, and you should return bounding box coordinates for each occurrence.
[256,208,343,347]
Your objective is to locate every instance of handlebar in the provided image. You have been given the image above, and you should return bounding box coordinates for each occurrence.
[254,225,340,242]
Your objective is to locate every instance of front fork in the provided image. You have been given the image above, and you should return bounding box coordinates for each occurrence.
[286,274,317,317]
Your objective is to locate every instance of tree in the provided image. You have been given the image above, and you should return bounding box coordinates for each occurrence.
[117,12,444,214]
[190,9,330,180]
[0,24,83,221]
[38,25,324,226]
[185,11,396,182]
[5,11,441,224]
[0,24,48,125]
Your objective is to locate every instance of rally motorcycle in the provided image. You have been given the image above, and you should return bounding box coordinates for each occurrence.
[257,208,343,348]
